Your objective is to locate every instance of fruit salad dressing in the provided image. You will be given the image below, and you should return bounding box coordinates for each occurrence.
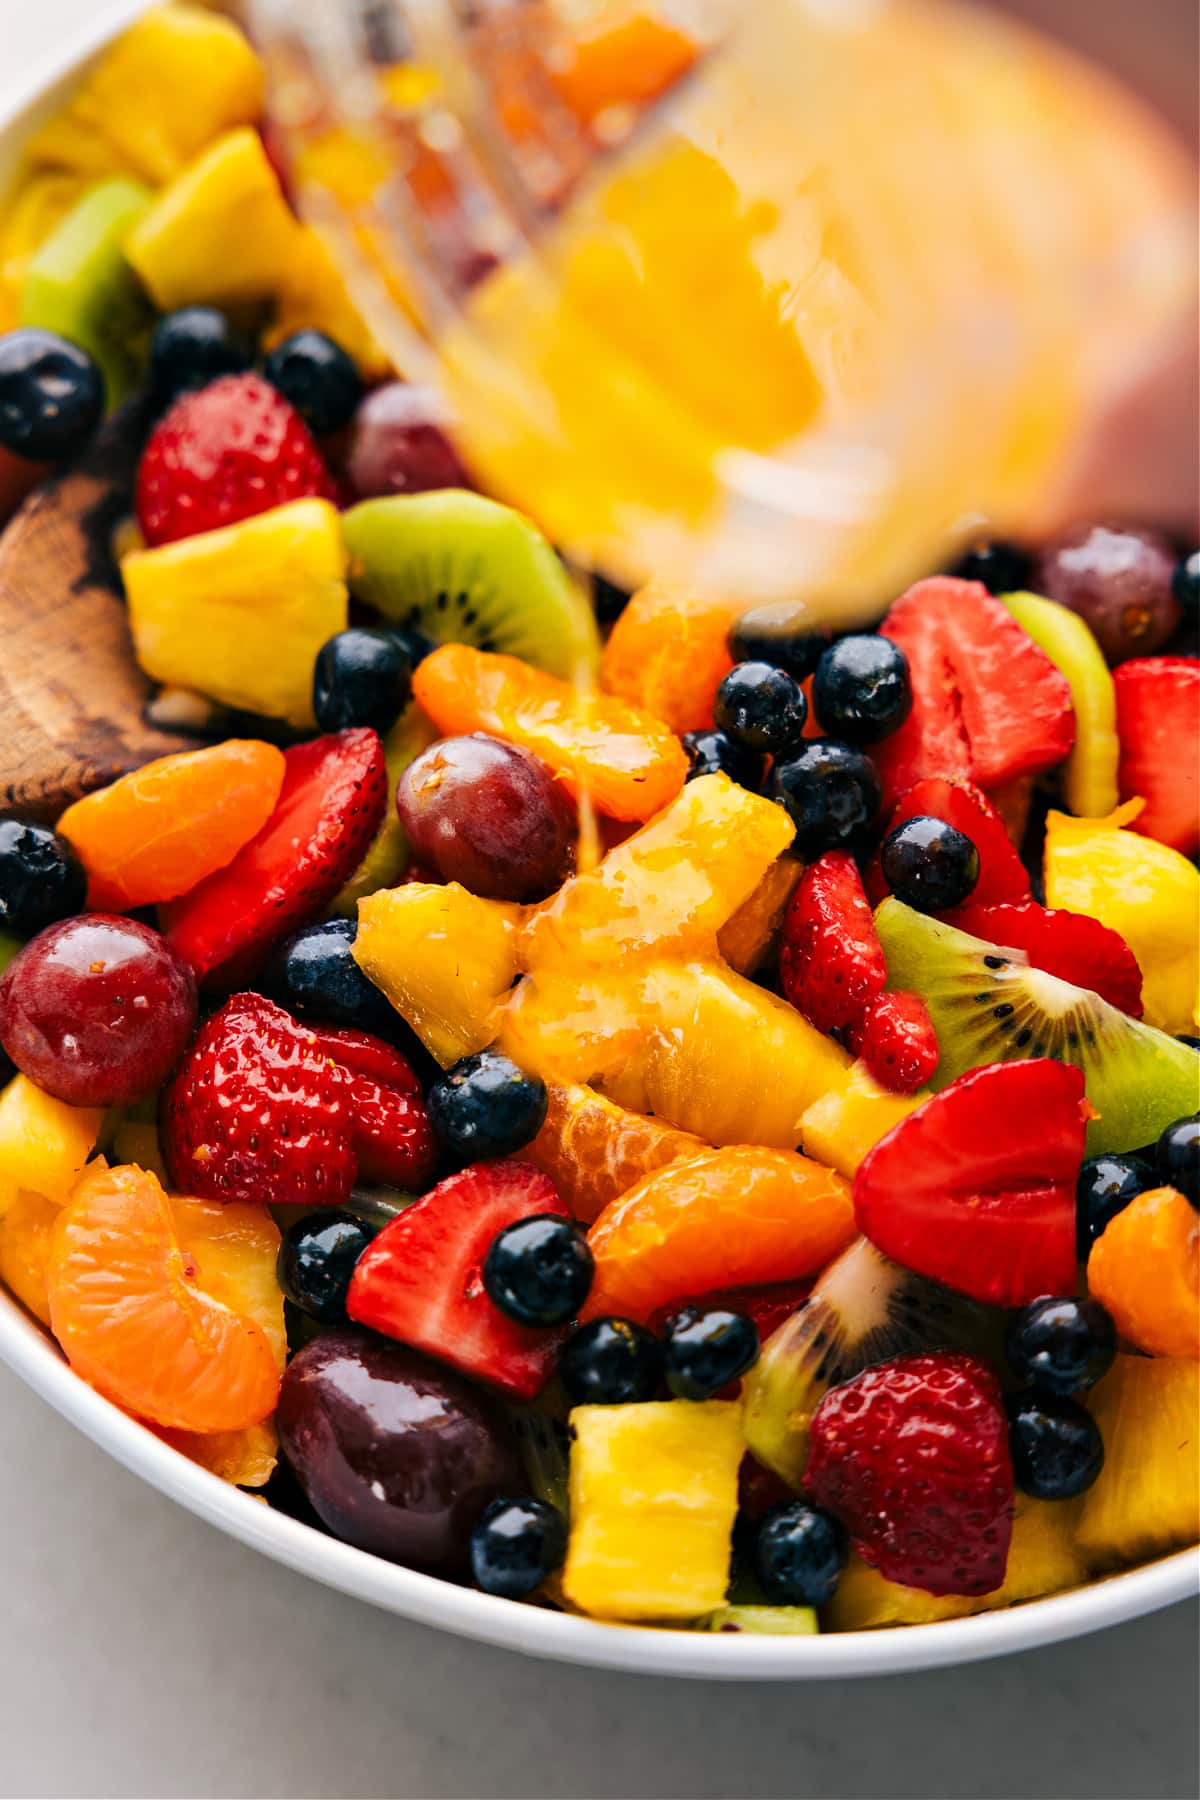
[251,0,1194,623]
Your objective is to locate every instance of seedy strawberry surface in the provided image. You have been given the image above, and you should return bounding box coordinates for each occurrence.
[847,989,939,1093]
[780,851,886,1034]
[135,371,336,547]
[161,992,434,1208]
[805,1351,1014,1596]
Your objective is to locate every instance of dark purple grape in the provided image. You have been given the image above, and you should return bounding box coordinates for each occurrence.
[345,381,469,499]
[397,733,576,900]
[0,914,196,1106]
[1034,524,1180,664]
[276,1329,521,1573]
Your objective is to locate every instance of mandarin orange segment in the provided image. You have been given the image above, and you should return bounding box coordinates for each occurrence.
[57,739,285,909]
[411,644,688,822]
[0,1189,58,1325]
[46,1163,281,1432]
[521,774,794,969]
[600,581,739,736]
[581,1145,856,1324]
[550,11,699,124]
[526,1083,709,1225]
[1087,1186,1199,1359]
[155,1419,279,1489]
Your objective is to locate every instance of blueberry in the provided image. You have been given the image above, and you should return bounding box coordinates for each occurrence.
[278,1209,378,1324]
[713,662,808,755]
[681,727,768,791]
[482,1214,593,1328]
[951,539,1031,595]
[811,635,911,744]
[386,624,436,668]
[770,741,881,857]
[148,307,251,404]
[754,1501,847,1607]
[264,329,362,435]
[264,917,402,1040]
[1156,1114,1199,1206]
[1178,1035,1200,1051]
[313,627,413,734]
[1007,1390,1104,1499]
[591,574,630,624]
[662,1306,758,1400]
[729,604,829,680]
[0,820,87,936]
[1171,550,1199,622]
[428,1052,548,1163]
[0,1044,13,1089]
[1076,1153,1153,1258]
[881,814,980,912]
[558,1317,663,1405]
[1005,1296,1116,1395]
[0,328,103,462]
[469,1496,566,1599]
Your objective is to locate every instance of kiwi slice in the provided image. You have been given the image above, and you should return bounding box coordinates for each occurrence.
[875,897,1200,1156]
[21,177,155,411]
[341,490,601,681]
[742,1238,994,1487]
[696,1607,817,1635]
[510,1392,571,1517]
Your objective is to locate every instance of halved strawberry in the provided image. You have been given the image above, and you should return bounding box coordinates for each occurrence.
[873,578,1075,809]
[162,729,386,983]
[847,990,939,1094]
[347,1161,570,1401]
[779,851,886,1033]
[866,776,1031,910]
[1114,657,1200,855]
[944,899,1144,1017]
[648,1278,813,1344]
[854,1060,1086,1305]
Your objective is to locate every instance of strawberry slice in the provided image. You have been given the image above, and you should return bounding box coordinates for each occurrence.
[854,1060,1086,1305]
[1114,657,1200,856]
[779,851,886,1033]
[873,578,1075,809]
[847,990,939,1094]
[163,729,387,983]
[945,899,1144,1017]
[866,776,1031,909]
[347,1161,571,1401]
[647,1278,813,1344]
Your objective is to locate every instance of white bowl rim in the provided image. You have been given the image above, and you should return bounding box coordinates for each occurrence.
[0,0,1197,1681]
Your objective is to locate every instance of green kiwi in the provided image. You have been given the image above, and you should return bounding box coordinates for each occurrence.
[696,1607,817,1635]
[510,1392,571,1517]
[875,897,1200,1156]
[0,933,20,977]
[21,177,155,411]
[742,1238,994,1488]
[330,703,437,918]
[341,490,601,682]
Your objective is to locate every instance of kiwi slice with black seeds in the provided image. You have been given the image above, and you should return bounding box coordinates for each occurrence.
[876,897,1200,1156]
[341,489,600,681]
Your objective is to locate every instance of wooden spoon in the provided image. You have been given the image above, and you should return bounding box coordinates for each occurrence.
[0,402,195,823]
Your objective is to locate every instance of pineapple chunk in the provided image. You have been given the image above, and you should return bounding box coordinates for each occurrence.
[801,1060,929,1179]
[265,226,391,382]
[717,854,803,976]
[563,1400,744,1621]
[0,1189,59,1325]
[1077,1354,1200,1571]
[354,883,522,1067]
[0,1074,104,1219]
[25,6,264,186]
[126,128,304,313]
[123,498,348,727]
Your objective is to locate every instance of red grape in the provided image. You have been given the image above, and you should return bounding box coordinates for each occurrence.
[397,734,576,900]
[0,914,197,1106]
[345,381,469,500]
[1034,524,1181,664]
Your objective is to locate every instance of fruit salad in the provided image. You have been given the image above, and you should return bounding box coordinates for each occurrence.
[0,6,1197,1639]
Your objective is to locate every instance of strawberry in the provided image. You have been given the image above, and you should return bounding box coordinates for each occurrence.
[162,729,386,984]
[945,899,1144,1017]
[161,992,435,1207]
[866,776,1031,909]
[1114,657,1200,855]
[854,1060,1086,1305]
[647,1278,812,1345]
[847,990,939,1094]
[805,1351,1014,1596]
[872,578,1075,809]
[347,1161,570,1401]
[136,371,336,547]
[780,851,886,1033]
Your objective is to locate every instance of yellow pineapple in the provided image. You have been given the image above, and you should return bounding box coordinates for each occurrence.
[265,225,392,382]
[0,1074,104,1218]
[0,1190,59,1325]
[563,1400,744,1621]
[717,854,804,976]
[1076,1354,1200,1571]
[123,498,348,727]
[800,1060,929,1179]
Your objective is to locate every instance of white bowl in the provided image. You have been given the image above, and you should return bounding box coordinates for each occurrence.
[1,2,1196,1679]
